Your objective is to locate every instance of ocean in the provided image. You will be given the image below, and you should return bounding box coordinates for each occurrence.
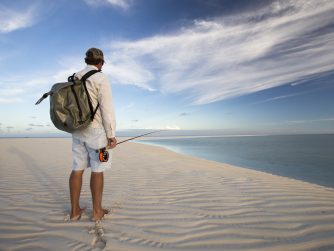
[138,134,334,188]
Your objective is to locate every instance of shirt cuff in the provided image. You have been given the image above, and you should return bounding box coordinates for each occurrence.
[105,129,115,138]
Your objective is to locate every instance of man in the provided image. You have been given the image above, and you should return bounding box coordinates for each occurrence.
[69,48,116,221]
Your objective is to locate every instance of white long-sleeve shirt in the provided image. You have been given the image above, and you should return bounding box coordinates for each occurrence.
[72,65,116,139]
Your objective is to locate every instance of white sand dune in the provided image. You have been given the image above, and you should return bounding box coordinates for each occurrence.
[0,138,334,251]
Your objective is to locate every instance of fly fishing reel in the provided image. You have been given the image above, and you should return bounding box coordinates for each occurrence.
[98,147,109,162]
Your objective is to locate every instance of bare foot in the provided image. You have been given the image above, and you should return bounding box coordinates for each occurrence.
[70,208,85,221]
[92,211,104,221]
[92,208,110,221]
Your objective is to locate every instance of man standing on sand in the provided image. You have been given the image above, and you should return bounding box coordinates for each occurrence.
[69,48,117,221]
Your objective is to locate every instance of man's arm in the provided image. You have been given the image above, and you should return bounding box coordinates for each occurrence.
[98,74,116,146]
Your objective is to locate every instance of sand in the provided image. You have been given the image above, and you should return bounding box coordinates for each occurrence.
[0,138,334,251]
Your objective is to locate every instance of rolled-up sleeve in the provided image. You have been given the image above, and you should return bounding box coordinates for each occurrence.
[98,75,116,138]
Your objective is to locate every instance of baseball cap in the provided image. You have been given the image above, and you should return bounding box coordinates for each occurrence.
[85,48,104,64]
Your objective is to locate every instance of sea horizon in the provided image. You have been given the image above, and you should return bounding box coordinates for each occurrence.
[137,134,334,189]
[1,132,333,189]
[1,130,334,139]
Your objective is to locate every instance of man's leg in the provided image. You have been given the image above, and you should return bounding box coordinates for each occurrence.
[69,170,85,219]
[91,171,105,220]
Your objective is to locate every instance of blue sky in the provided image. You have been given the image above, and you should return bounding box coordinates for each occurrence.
[0,0,334,135]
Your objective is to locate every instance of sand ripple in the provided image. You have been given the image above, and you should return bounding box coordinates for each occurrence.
[0,138,334,251]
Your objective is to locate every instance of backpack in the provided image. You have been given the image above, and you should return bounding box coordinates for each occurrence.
[35,70,100,133]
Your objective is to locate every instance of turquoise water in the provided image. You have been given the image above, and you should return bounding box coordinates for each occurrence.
[139,134,334,188]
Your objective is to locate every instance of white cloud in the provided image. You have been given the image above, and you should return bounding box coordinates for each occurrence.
[0,5,37,33]
[0,69,78,104]
[250,88,321,105]
[0,88,24,96]
[0,88,25,103]
[84,0,131,10]
[144,125,181,130]
[119,102,135,112]
[104,0,334,104]
[103,58,155,91]
[165,125,181,130]
[0,98,24,104]
[3,0,333,107]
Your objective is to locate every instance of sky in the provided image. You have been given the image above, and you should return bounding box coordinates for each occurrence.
[0,0,334,136]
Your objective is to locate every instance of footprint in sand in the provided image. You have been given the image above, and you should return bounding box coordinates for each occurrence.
[90,221,107,251]
[92,236,106,251]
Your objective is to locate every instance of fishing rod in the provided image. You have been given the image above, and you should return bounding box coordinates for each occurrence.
[116,130,165,145]
[97,130,164,162]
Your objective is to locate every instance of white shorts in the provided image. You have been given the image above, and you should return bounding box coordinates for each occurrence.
[72,128,112,173]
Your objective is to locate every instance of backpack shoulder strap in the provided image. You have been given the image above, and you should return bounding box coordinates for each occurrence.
[81,70,100,82]
[35,91,52,105]
[80,70,101,120]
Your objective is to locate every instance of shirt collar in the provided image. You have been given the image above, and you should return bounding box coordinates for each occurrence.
[85,65,99,71]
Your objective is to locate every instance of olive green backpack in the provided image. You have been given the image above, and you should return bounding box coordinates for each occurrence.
[35,70,100,133]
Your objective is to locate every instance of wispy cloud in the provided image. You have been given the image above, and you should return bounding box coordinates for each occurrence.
[119,102,135,112]
[0,97,24,103]
[0,61,84,103]
[250,89,319,105]
[0,5,38,33]
[84,0,131,10]
[103,59,155,91]
[0,88,24,96]
[165,125,181,130]
[105,0,334,105]
[29,123,44,127]
[0,88,25,103]
[0,54,146,104]
[144,125,181,130]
